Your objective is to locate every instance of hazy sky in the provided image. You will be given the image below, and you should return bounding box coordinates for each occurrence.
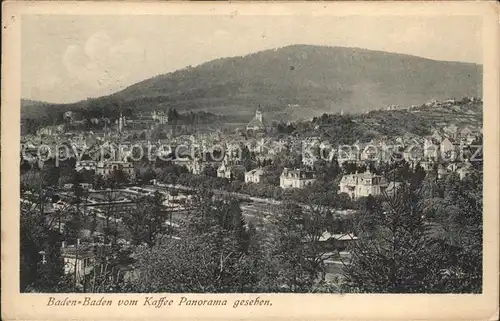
[22,15,482,104]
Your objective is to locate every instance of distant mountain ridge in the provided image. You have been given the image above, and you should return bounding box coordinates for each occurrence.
[22,45,482,121]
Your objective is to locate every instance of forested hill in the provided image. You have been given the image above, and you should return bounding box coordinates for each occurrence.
[22,44,482,123]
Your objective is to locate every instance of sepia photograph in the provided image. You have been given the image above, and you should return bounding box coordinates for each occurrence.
[2,1,499,320]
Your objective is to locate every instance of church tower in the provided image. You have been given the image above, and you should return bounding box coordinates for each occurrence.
[255,109,263,122]
[118,112,123,133]
[246,104,265,132]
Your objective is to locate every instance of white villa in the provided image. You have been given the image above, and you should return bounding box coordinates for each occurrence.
[217,163,245,180]
[280,168,317,189]
[96,160,135,179]
[152,110,169,124]
[75,160,97,172]
[339,170,388,199]
[245,168,266,184]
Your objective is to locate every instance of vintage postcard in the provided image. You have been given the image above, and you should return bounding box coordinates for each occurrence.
[1,1,499,320]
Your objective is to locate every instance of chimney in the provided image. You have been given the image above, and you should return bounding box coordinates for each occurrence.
[61,241,66,248]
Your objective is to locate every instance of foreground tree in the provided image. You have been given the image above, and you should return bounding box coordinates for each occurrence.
[131,190,263,292]
[123,191,169,247]
[100,188,120,245]
[342,172,482,293]
[342,184,440,293]
[263,201,338,292]
[423,171,483,292]
[20,192,68,292]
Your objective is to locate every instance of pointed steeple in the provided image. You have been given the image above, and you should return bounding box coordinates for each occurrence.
[255,109,263,122]
[118,111,123,133]
[246,104,265,132]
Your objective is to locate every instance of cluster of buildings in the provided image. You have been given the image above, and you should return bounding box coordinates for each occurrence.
[422,97,479,108]
[74,141,136,180]
[22,102,481,201]
[23,100,484,291]
[308,125,480,176]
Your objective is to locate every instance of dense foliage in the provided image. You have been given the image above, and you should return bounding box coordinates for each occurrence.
[21,164,483,293]
[342,172,482,293]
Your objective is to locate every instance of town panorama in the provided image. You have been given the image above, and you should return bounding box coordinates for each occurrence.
[20,45,483,294]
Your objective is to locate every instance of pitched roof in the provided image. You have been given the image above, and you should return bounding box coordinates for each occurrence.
[318,231,358,242]
[246,168,265,176]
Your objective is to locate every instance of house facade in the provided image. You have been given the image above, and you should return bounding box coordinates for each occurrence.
[61,242,111,284]
[280,168,317,189]
[339,170,388,199]
[96,160,135,179]
[244,168,265,183]
[217,163,245,180]
[61,242,97,282]
[76,160,97,172]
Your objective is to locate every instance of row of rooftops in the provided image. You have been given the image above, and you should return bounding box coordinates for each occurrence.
[340,170,387,186]
[22,115,481,171]
[23,121,481,150]
[245,168,265,177]
[280,167,316,179]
